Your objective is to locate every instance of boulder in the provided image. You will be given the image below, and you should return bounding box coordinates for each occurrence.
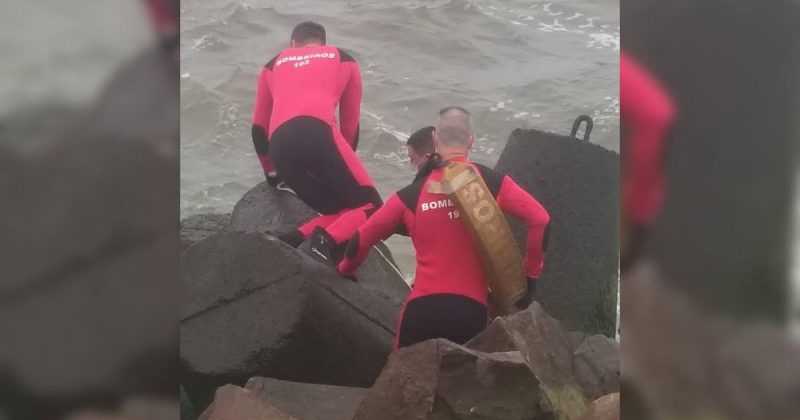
[621,260,800,419]
[230,181,401,270]
[354,338,584,420]
[495,128,619,336]
[245,377,367,420]
[229,181,317,237]
[465,302,620,403]
[180,213,231,250]
[180,231,409,410]
[577,393,619,420]
[466,303,592,413]
[198,385,297,420]
[64,398,179,420]
[570,332,620,400]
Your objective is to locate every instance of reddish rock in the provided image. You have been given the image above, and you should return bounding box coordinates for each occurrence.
[198,385,297,420]
[354,338,586,420]
[577,393,619,420]
[245,377,367,420]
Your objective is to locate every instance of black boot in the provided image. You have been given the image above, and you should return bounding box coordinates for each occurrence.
[309,227,346,266]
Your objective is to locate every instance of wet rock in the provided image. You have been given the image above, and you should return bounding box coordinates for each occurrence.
[577,393,619,420]
[622,260,800,420]
[65,397,179,420]
[180,231,408,410]
[229,181,317,237]
[495,128,619,336]
[230,181,401,272]
[466,303,592,414]
[198,385,297,420]
[180,213,231,250]
[245,377,367,420]
[354,338,585,420]
[570,332,620,400]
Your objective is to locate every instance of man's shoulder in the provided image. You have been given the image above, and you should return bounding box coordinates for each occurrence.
[396,175,430,211]
[469,161,506,197]
[336,47,357,63]
[263,52,281,70]
[265,47,356,68]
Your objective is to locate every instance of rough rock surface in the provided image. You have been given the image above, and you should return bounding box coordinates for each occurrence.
[245,377,367,420]
[570,332,620,400]
[353,340,553,420]
[466,302,619,402]
[622,261,800,420]
[198,385,297,420]
[229,182,317,237]
[577,393,619,420]
[229,181,400,268]
[494,128,619,336]
[181,213,231,250]
[64,398,180,420]
[180,231,408,410]
[353,304,613,420]
[467,303,594,414]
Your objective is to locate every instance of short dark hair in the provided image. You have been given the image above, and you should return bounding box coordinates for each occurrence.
[407,126,435,155]
[438,106,471,116]
[291,21,326,45]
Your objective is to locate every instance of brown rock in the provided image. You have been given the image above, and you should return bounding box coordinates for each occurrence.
[198,385,297,420]
[570,332,620,400]
[577,393,619,420]
[468,303,606,407]
[354,338,585,420]
[245,377,367,420]
[64,398,179,420]
[622,260,800,419]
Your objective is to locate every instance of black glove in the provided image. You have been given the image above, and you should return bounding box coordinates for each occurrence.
[516,278,538,309]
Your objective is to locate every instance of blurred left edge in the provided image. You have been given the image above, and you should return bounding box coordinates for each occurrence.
[0,1,180,419]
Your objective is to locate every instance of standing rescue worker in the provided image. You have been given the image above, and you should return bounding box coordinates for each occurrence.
[338,107,550,348]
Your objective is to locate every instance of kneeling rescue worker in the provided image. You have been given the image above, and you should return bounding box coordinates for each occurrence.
[251,21,382,249]
[337,107,551,349]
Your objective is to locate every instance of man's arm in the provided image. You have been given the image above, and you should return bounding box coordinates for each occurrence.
[338,51,362,150]
[338,194,405,276]
[620,51,676,225]
[252,65,275,176]
[495,176,550,280]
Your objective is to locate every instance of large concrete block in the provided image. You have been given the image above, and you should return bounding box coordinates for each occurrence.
[495,128,619,336]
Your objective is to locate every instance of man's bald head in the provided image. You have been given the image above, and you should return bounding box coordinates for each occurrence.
[435,106,474,148]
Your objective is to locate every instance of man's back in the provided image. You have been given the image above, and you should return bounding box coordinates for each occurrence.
[398,160,496,305]
[260,45,361,141]
[345,156,548,306]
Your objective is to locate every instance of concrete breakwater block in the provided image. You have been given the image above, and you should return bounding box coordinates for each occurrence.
[495,127,619,336]
[180,231,408,409]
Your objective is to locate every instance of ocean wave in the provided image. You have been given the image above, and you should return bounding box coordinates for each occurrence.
[190,34,232,52]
